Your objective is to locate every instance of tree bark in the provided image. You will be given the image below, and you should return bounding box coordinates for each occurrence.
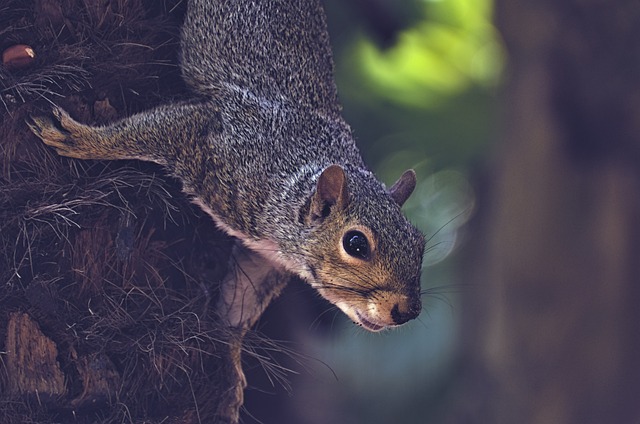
[0,1,243,422]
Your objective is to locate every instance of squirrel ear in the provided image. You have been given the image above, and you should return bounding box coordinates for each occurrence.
[309,164,348,222]
[388,169,417,206]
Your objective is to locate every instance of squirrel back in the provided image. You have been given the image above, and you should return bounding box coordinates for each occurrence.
[181,0,340,114]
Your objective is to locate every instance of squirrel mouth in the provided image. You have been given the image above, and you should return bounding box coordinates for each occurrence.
[355,311,386,332]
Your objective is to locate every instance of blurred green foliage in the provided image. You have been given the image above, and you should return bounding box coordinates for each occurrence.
[327,0,503,168]
[345,0,502,108]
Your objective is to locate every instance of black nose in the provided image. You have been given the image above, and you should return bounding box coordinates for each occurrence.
[390,298,422,325]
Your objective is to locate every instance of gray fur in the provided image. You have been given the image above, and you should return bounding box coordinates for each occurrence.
[181,0,340,114]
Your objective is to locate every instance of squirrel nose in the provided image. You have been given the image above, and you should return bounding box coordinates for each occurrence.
[390,297,422,325]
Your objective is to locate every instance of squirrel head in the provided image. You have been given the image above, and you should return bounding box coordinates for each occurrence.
[298,164,425,332]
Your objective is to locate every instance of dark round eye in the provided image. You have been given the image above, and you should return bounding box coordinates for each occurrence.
[342,230,370,259]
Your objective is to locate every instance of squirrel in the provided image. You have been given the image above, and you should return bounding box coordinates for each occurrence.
[28,0,426,421]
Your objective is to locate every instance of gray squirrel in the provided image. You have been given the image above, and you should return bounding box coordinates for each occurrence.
[29,0,425,421]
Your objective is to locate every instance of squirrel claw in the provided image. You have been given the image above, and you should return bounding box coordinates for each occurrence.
[51,106,62,120]
[28,106,127,161]
[27,108,95,159]
[51,106,73,126]
[27,114,72,149]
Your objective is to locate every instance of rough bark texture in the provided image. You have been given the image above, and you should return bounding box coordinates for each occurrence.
[457,1,640,423]
[0,1,249,422]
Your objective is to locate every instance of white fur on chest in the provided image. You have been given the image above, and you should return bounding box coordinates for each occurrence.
[190,196,310,279]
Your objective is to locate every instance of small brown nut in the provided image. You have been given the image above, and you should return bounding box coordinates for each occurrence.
[2,44,36,70]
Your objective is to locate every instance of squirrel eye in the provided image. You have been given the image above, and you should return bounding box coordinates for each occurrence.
[342,230,370,260]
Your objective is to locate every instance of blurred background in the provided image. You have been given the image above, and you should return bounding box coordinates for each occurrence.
[244,0,640,423]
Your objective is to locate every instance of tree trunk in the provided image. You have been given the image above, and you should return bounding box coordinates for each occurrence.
[460,1,640,423]
[0,1,243,422]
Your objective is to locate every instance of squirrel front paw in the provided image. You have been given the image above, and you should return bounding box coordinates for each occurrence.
[28,107,105,160]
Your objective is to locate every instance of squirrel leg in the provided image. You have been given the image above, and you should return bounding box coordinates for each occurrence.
[218,243,288,329]
[216,242,289,423]
[28,102,217,163]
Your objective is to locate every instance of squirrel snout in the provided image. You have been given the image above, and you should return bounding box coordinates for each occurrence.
[390,297,422,325]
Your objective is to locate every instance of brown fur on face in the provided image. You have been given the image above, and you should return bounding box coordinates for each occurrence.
[308,218,422,332]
